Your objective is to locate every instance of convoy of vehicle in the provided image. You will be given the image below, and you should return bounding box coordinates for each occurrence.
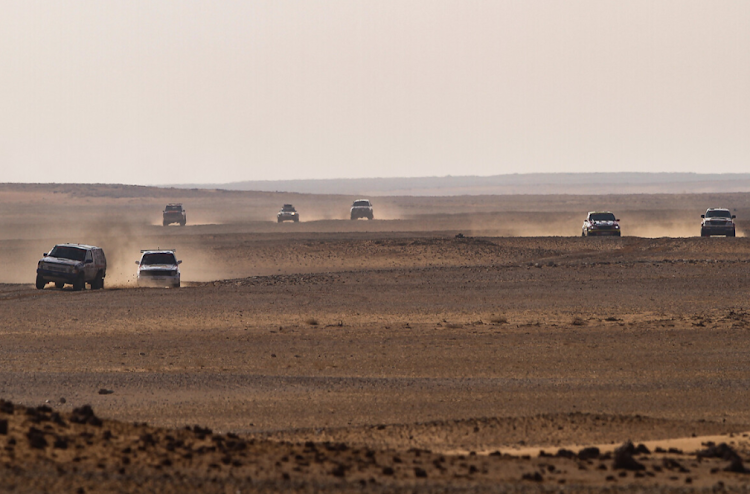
[277,204,299,223]
[30,202,741,290]
[36,244,107,291]
[135,249,181,288]
[581,211,621,237]
[700,208,736,237]
[350,199,374,220]
[163,203,186,226]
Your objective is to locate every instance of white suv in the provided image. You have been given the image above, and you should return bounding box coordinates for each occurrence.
[136,250,182,288]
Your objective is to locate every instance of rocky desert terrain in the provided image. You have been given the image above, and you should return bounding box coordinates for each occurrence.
[1,184,749,492]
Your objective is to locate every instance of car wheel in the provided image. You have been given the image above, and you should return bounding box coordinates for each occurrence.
[277,218,282,223]
[55,282,64,289]
[92,272,103,290]
[294,217,299,223]
[72,274,85,291]
[36,275,46,290]
[180,221,186,226]
[163,221,168,227]
[173,281,180,288]
[728,231,736,237]
[700,230,709,237]
[581,230,586,237]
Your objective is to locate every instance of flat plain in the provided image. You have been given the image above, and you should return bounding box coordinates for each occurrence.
[1,184,749,493]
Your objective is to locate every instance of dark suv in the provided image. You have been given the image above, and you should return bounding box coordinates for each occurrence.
[36,244,107,291]
[350,199,374,220]
[163,203,186,226]
[701,208,736,237]
[582,211,621,237]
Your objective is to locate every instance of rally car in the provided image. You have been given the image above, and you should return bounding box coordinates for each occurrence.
[701,208,736,237]
[36,244,107,291]
[350,199,374,220]
[136,249,181,288]
[163,203,186,226]
[277,204,300,223]
[582,211,621,237]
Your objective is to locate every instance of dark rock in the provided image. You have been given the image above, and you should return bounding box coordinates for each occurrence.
[522,472,543,482]
[382,466,394,475]
[663,458,690,473]
[613,441,645,471]
[26,427,48,449]
[556,448,576,458]
[97,389,114,395]
[635,444,651,455]
[53,437,69,449]
[578,446,601,460]
[0,419,7,435]
[414,467,427,478]
[0,400,14,414]
[331,465,347,477]
[70,405,102,427]
[192,425,212,435]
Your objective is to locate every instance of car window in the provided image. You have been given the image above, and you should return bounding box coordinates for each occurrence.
[590,213,616,221]
[353,200,370,207]
[141,253,177,265]
[85,251,93,262]
[49,246,87,262]
[706,210,731,218]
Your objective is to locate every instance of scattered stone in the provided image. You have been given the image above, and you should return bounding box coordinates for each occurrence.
[0,419,7,435]
[59,397,66,404]
[613,441,645,471]
[414,467,427,478]
[98,389,114,395]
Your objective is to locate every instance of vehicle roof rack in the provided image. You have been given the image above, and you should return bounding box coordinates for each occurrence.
[140,248,176,253]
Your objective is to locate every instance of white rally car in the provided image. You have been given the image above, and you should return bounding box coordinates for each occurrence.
[136,249,181,288]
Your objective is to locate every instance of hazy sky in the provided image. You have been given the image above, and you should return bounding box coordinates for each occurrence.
[1,1,748,185]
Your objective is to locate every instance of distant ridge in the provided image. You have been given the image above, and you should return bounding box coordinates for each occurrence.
[171,172,750,197]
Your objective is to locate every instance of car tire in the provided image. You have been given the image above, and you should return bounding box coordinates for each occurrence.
[700,230,709,237]
[277,218,282,223]
[615,232,621,237]
[728,231,736,237]
[163,221,168,227]
[72,274,85,291]
[55,282,64,289]
[36,275,46,290]
[173,281,180,288]
[293,217,299,223]
[180,220,186,226]
[92,272,104,290]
